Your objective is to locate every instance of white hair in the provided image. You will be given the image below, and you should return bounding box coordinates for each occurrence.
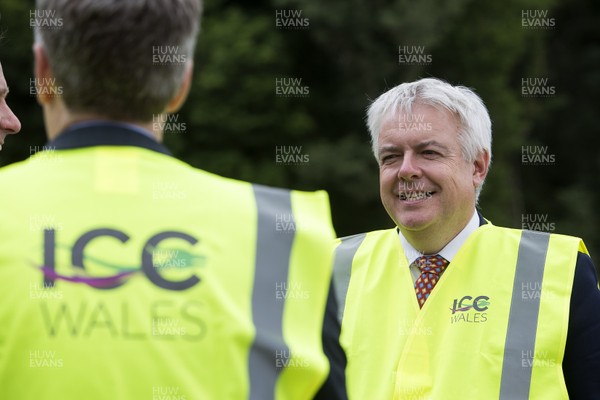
[366,77,492,199]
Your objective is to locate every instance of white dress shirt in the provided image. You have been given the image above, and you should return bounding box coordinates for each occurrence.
[399,211,480,283]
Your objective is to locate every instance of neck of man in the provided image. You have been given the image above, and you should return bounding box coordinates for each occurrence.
[43,101,163,142]
[400,206,476,255]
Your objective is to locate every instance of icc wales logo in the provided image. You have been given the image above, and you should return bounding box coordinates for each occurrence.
[35,228,207,291]
[450,295,490,324]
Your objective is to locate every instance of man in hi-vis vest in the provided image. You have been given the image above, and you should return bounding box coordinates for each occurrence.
[0,0,347,399]
[334,78,600,399]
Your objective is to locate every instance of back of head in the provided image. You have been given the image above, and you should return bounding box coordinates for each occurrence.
[34,0,202,122]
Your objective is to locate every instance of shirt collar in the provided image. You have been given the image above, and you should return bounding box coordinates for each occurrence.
[66,120,157,140]
[47,120,172,156]
[399,210,480,265]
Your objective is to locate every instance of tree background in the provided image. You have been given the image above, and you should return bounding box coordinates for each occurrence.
[1,0,598,259]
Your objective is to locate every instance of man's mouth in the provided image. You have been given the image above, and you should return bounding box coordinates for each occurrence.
[399,191,434,201]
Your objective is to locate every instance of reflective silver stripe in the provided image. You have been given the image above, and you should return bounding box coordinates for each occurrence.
[499,230,551,400]
[248,185,294,400]
[333,233,366,323]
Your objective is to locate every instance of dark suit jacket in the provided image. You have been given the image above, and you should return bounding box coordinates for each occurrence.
[478,214,600,398]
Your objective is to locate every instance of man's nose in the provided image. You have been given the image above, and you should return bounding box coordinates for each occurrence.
[397,152,421,181]
[0,105,22,134]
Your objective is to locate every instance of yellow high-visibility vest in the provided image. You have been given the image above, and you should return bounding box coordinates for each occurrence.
[0,143,335,399]
[334,224,587,399]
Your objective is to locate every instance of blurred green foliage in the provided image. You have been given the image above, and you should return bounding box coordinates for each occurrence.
[1,0,598,259]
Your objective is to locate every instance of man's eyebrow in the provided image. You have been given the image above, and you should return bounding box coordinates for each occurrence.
[379,144,402,153]
[379,141,450,153]
[414,140,450,152]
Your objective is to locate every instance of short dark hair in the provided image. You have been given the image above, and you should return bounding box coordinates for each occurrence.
[35,0,202,121]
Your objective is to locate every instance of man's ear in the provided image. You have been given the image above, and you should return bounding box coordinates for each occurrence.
[473,149,491,188]
[33,43,56,106]
[165,62,194,114]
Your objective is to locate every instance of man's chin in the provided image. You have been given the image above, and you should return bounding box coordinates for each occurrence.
[395,214,435,233]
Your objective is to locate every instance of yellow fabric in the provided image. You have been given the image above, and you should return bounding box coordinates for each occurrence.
[338,224,585,400]
[0,146,334,399]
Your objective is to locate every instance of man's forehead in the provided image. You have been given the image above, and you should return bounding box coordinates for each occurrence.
[380,104,458,132]
[378,105,460,149]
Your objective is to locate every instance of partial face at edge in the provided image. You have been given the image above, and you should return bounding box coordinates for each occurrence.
[0,62,22,147]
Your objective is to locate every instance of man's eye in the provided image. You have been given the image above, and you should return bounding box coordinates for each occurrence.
[422,150,440,157]
[381,154,399,163]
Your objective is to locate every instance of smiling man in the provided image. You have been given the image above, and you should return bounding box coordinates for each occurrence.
[0,61,22,150]
[333,78,600,399]
[378,101,488,256]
